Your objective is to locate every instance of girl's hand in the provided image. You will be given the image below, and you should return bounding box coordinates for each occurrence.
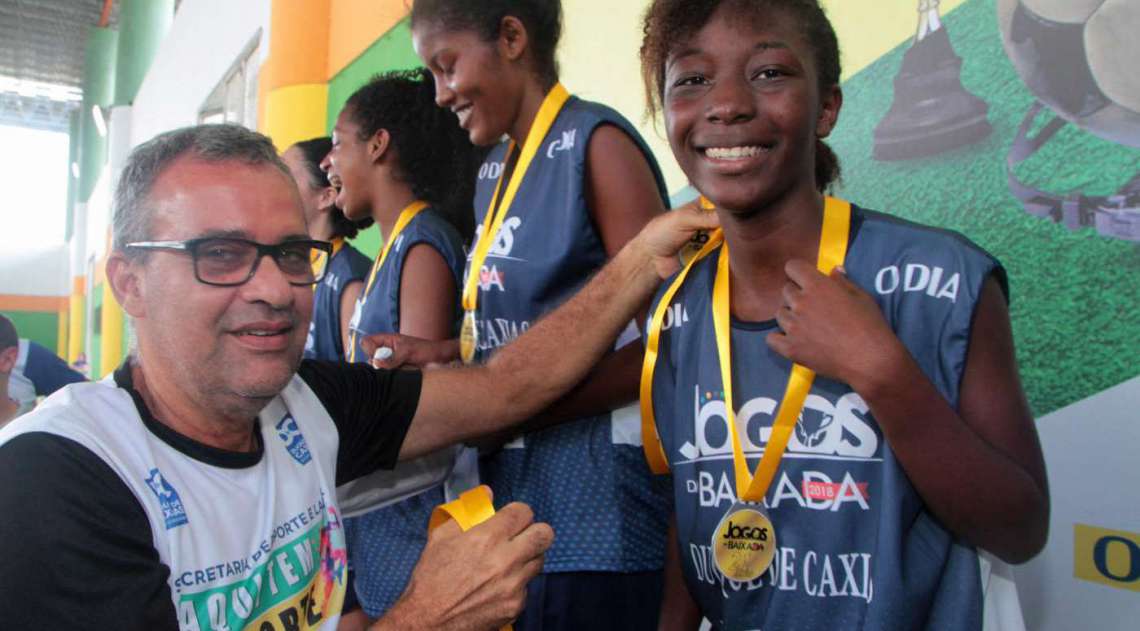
[766,260,903,390]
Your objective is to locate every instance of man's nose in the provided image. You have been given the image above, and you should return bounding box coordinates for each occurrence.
[240,253,296,310]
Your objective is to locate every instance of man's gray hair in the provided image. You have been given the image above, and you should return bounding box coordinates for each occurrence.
[112,124,292,252]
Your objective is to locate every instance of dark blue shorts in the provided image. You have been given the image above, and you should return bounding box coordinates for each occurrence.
[515,570,664,631]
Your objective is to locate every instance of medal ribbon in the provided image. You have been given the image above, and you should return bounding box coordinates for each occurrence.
[461,83,571,315]
[639,229,724,473]
[641,198,851,504]
[428,485,512,631]
[348,200,429,362]
[309,237,343,275]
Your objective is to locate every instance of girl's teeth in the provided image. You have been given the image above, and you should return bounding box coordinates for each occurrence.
[706,146,765,159]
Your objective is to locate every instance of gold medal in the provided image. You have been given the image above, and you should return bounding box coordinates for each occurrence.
[712,503,777,582]
[679,196,717,266]
[459,310,478,364]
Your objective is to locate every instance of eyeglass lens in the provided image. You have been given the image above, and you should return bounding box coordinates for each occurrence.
[192,239,327,285]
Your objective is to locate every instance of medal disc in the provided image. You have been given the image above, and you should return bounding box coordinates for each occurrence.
[460,311,478,364]
[712,503,777,582]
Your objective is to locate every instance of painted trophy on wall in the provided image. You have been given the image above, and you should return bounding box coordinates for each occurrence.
[873,0,993,160]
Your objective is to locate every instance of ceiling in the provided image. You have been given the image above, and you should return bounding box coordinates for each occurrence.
[0,0,115,133]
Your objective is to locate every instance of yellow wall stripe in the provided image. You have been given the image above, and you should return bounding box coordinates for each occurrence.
[264,84,330,151]
[57,306,69,358]
[99,279,125,377]
[327,0,410,79]
[68,276,86,364]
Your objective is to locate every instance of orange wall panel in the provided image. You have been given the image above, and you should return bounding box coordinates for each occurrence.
[327,0,410,79]
[265,0,331,90]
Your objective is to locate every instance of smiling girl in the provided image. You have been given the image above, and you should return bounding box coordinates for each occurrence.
[407,0,673,627]
[321,68,477,621]
[637,1,1049,629]
[281,137,372,363]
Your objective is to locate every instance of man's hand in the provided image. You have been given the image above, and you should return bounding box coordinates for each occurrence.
[361,334,460,370]
[632,201,720,281]
[374,503,553,630]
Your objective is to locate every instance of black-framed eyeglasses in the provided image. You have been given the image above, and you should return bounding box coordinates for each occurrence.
[125,237,333,287]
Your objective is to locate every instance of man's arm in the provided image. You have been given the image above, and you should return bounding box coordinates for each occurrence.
[0,433,178,629]
[393,205,717,461]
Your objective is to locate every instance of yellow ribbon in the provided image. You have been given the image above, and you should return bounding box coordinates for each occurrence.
[428,485,498,533]
[309,237,343,275]
[428,485,512,631]
[461,83,571,315]
[348,200,428,362]
[640,197,852,505]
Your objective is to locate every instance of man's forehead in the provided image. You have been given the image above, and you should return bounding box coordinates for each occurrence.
[147,155,306,238]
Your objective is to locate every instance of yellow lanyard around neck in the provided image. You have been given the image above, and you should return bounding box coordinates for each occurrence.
[461,83,571,313]
[640,197,852,504]
[310,237,344,274]
[348,200,428,362]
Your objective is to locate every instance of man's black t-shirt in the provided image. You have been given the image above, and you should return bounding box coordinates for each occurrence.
[0,360,422,630]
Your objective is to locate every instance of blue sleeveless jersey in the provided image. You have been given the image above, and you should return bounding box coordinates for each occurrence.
[472,97,673,573]
[303,242,371,361]
[347,208,466,361]
[342,208,467,616]
[646,207,1005,629]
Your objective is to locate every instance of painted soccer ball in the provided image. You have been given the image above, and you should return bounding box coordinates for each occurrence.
[997,0,1140,148]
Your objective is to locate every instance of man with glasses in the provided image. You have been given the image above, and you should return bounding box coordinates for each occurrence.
[0,124,714,630]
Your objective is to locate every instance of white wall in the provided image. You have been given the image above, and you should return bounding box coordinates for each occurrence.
[1014,376,1140,630]
[129,0,270,149]
[0,243,69,296]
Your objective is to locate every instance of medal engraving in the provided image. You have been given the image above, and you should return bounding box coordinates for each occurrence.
[712,503,777,582]
[460,311,478,364]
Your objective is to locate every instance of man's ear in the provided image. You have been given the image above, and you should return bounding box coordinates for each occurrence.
[367,128,391,164]
[497,15,530,64]
[0,346,18,374]
[106,252,146,319]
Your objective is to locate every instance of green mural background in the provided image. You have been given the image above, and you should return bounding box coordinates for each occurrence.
[830,0,1139,416]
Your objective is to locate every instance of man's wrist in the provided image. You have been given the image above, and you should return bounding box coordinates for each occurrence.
[623,232,667,291]
[369,597,425,631]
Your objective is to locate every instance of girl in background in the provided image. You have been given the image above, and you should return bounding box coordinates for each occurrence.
[281,137,372,363]
[409,1,672,627]
[321,68,477,620]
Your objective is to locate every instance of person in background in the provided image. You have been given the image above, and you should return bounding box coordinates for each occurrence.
[0,314,86,423]
[321,68,478,622]
[408,0,673,627]
[282,137,373,362]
